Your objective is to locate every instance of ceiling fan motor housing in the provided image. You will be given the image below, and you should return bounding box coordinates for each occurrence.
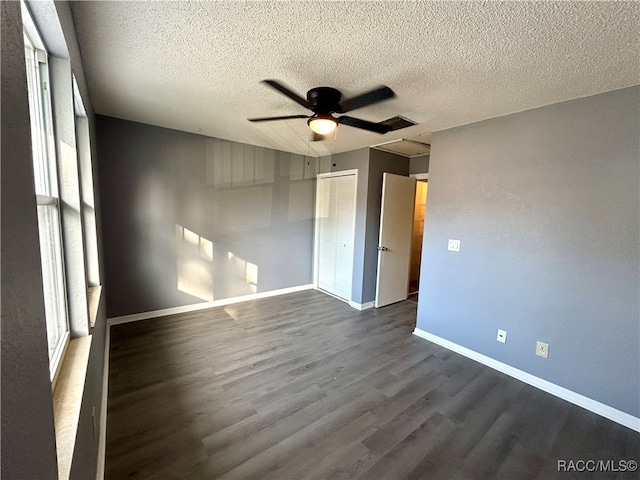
[307,87,342,113]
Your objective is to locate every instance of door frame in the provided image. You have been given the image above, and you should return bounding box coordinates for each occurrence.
[313,169,359,301]
[408,173,429,296]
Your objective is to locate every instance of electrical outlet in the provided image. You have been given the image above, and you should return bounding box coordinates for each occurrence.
[536,341,549,358]
[497,329,507,343]
[448,239,460,252]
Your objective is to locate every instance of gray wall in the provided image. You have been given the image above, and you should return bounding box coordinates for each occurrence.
[417,86,640,416]
[409,154,430,174]
[97,116,322,317]
[1,2,59,477]
[330,148,409,304]
[1,2,108,478]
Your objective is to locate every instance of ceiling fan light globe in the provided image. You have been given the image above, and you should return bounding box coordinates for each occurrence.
[308,118,337,135]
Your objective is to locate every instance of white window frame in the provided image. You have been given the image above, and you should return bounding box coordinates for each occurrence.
[73,76,101,288]
[22,1,70,382]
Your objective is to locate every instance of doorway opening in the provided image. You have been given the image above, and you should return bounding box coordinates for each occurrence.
[408,178,428,303]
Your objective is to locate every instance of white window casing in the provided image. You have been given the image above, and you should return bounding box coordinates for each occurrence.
[23,1,70,381]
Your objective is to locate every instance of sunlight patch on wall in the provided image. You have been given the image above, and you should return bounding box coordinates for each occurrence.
[227,251,258,294]
[176,225,214,302]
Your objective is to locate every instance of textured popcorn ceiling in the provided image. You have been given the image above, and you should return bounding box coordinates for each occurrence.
[70,1,639,157]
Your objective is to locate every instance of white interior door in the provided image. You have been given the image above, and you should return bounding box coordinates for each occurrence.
[375,173,416,307]
[316,173,356,301]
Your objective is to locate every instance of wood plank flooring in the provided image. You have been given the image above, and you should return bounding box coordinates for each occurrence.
[106,290,639,479]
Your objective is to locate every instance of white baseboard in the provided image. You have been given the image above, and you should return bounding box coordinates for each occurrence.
[95,325,110,480]
[107,284,314,326]
[349,300,374,311]
[412,328,640,433]
[313,287,371,311]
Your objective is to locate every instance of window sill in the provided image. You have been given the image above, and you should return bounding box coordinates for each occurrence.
[52,335,92,480]
[87,285,102,329]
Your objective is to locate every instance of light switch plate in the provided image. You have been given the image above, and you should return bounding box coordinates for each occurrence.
[497,329,507,343]
[448,239,460,252]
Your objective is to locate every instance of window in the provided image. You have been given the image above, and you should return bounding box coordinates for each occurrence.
[73,76,101,288]
[23,4,70,380]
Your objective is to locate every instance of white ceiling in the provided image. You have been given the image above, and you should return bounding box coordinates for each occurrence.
[70,1,639,157]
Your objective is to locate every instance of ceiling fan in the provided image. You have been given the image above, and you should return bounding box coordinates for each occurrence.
[248,80,396,140]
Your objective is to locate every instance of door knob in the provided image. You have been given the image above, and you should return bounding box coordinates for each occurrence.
[377,246,389,251]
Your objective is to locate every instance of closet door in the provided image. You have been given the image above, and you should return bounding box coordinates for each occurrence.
[316,173,356,300]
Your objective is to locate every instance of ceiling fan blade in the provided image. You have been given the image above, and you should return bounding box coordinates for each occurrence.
[262,80,311,109]
[338,115,391,134]
[248,114,309,122]
[337,86,395,113]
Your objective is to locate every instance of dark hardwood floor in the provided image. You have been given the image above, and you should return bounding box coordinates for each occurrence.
[106,290,639,479]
